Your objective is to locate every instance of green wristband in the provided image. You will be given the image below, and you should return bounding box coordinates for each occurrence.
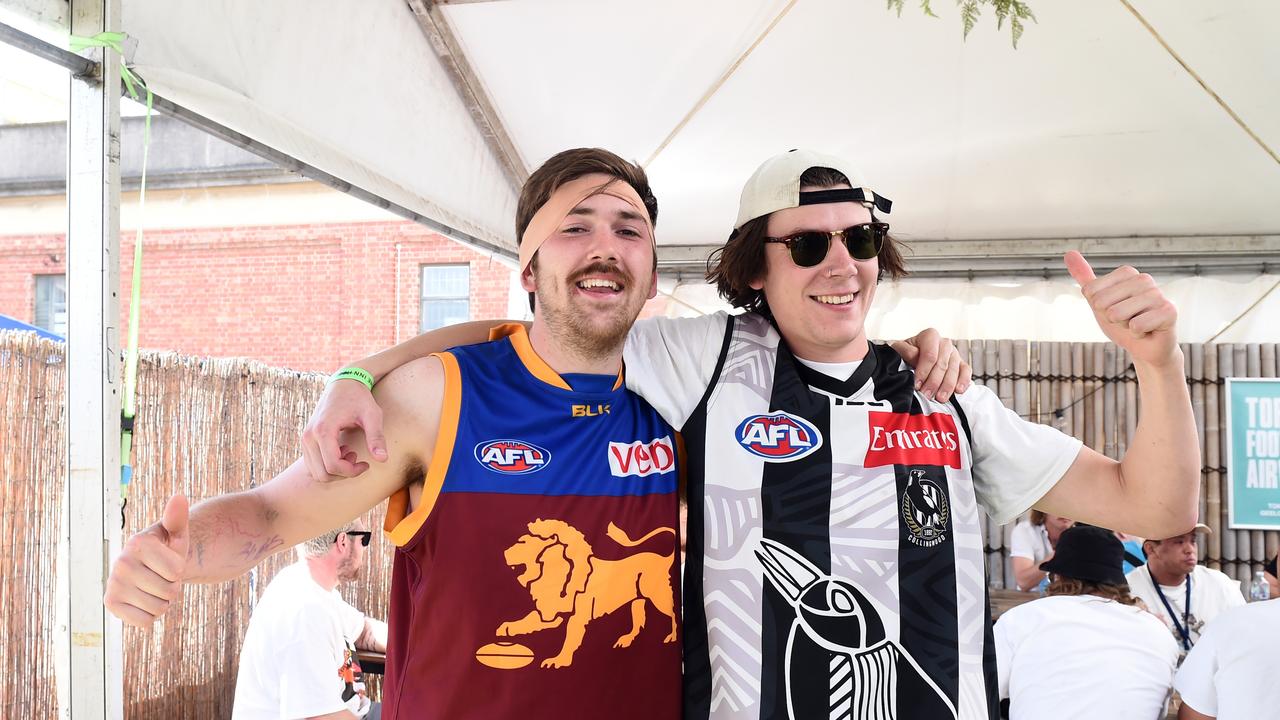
[330,367,375,391]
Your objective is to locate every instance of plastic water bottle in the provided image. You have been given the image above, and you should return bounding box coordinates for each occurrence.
[1250,571,1271,601]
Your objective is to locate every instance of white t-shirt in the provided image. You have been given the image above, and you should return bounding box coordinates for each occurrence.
[625,312,1083,720]
[1008,520,1052,563]
[1124,564,1245,654]
[994,594,1178,720]
[1174,598,1280,719]
[232,562,368,720]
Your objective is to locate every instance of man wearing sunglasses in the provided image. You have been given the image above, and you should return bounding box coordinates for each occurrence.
[639,148,1196,720]
[233,519,388,719]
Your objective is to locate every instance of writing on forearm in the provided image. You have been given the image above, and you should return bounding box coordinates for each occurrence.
[185,491,288,582]
[238,535,284,563]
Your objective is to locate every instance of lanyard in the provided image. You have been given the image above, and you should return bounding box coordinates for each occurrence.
[1150,567,1192,651]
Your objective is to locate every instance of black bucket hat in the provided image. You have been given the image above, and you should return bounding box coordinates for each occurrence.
[1039,524,1128,586]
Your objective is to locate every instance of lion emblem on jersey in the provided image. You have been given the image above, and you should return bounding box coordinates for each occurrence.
[902,469,950,548]
[496,519,678,668]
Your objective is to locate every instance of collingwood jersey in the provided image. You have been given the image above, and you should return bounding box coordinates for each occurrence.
[624,312,1082,720]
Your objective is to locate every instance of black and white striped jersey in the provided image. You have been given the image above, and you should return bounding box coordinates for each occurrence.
[624,312,1082,720]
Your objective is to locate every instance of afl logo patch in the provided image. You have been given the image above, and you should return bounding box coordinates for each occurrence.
[735,411,824,462]
[901,470,950,547]
[474,439,551,475]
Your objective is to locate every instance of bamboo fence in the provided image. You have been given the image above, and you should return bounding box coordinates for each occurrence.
[1,331,1276,717]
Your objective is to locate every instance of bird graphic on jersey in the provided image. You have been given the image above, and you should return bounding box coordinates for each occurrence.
[903,469,948,538]
[755,538,957,720]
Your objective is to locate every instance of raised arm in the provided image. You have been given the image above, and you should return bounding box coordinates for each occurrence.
[1033,252,1200,538]
[302,320,521,478]
[105,356,445,627]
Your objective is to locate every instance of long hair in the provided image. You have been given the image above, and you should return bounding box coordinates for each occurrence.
[705,166,907,315]
[1045,576,1141,607]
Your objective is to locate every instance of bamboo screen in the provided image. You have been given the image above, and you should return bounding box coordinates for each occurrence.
[1,331,1276,717]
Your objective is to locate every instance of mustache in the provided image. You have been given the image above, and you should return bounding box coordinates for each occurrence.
[568,261,632,287]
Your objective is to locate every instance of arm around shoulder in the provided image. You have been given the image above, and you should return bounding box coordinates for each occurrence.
[624,313,730,429]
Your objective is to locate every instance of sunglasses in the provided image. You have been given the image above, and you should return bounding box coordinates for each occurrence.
[763,222,888,267]
[340,530,372,547]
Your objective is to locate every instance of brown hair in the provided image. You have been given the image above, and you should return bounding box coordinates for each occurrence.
[1030,510,1047,526]
[705,166,908,314]
[1045,577,1141,607]
[515,148,658,310]
[515,148,658,246]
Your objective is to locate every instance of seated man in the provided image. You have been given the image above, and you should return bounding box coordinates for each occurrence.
[1125,524,1245,660]
[1174,597,1280,719]
[233,519,387,720]
[995,525,1178,719]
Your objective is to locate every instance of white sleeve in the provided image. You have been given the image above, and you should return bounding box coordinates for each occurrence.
[1173,621,1221,717]
[335,594,366,642]
[1215,570,1247,608]
[275,612,351,718]
[1007,521,1036,560]
[623,313,730,430]
[955,384,1083,526]
[992,611,1021,700]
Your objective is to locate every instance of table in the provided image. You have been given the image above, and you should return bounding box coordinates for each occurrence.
[356,649,386,676]
[990,588,1038,620]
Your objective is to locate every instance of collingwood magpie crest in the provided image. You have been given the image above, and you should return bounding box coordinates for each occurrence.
[901,469,950,548]
[756,538,958,720]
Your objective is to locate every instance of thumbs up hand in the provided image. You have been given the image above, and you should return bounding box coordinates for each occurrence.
[105,494,190,627]
[1065,251,1180,368]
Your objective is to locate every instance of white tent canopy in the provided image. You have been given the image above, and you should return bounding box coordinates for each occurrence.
[9,0,1279,340]
[13,0,1278,252]
[149,0,1280,243]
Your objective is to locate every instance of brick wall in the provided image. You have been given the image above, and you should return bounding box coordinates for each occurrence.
[0,221,513,372]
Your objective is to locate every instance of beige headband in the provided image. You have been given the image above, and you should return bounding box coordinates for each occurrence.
[518,173,653,273]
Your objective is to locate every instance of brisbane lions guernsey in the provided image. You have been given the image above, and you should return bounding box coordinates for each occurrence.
[623,313,1082,720]
[382,324,682,720]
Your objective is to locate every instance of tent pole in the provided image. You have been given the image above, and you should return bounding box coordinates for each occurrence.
[62,0,124,717]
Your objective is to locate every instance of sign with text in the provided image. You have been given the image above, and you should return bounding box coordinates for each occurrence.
[1227,378,1280,530]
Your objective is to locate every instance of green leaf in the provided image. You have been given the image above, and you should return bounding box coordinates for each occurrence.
[960,0,980,39]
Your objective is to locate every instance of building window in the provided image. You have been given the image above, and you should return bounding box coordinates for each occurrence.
[34,274,67,336]
[420,264,470,332]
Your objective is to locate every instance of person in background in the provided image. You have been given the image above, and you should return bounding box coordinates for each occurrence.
[1125,524,1245,661]
[1009,510,1073,592]
[1173,598,1280,719]
[1116,531,1147,574]
[995,525,1177,720]
[233,519,387,720]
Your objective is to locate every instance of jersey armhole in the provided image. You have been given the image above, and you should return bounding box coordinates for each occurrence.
[384,351,462,547]
[949,394,975,462]
[686,314,735,428]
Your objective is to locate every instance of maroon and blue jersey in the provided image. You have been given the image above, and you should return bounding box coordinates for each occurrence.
[381,324,682,720]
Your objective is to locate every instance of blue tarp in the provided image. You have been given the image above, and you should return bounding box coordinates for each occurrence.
[0,313,64,341]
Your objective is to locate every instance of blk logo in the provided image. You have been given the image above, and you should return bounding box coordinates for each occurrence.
[475,440,551,475]
[735,411,824,462]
